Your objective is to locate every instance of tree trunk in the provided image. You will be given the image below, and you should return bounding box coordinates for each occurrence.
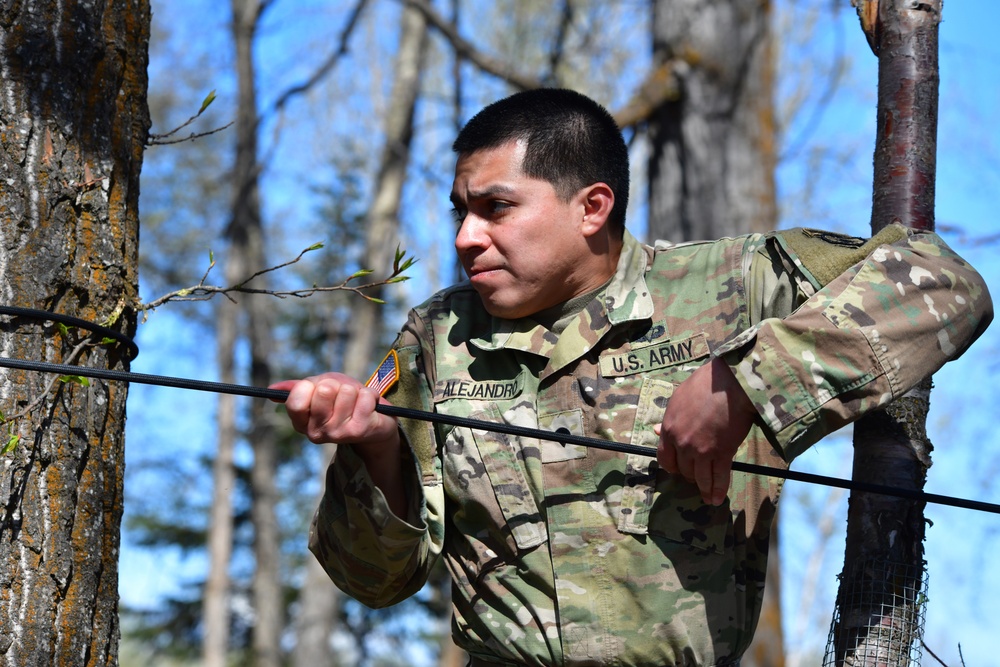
[204,295,238,667]
[291,5,428,666]
[226,1,283,666]
[647,2,782,664]
[647,0,777,242]
[0,1,150,665]
[828,2,940,664]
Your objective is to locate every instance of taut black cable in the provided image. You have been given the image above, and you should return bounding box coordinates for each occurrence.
[0,354,998,516]
[0,305,139,360]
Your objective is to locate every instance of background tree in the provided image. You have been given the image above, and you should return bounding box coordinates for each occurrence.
[292,3,429,665]
[643,2,782,663]
[0,1,150,664]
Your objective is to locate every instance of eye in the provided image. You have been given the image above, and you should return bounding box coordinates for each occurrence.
[450,206,466,224]
[488,200,512,216]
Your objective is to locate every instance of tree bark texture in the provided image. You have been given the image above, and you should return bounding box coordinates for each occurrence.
[292,6,428,665]
[0,1,150,666]
[829,1,941,664]
[646,2,783,664]
[647,0,777,242]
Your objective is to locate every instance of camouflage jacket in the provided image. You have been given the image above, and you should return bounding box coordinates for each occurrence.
[309,226,991,667]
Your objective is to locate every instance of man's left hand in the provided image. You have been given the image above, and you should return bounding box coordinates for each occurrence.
[655,357,757,506]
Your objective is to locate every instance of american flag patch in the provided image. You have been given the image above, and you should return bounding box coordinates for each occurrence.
[365,349,400,397]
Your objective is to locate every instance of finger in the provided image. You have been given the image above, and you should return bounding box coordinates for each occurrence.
[710,461,732,506]
[267,379,298,401]
[657,432,678,475]
[311,378,351,440]
[284,380,316,433]
[350,386,381,433]
[694,458,715,505]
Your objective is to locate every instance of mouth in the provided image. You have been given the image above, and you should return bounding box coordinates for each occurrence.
[465,264,502,280]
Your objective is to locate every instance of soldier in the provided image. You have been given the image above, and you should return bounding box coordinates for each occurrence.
[273,89,992,666]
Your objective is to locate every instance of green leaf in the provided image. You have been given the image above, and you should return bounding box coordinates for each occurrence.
[349,269,373,280]
[199,90,217,114]
[59,375,91,387]
[100,336,117,346]
[2,434,19,455]
[305,242,324,252]
[366,296,386,305]
[209,249,215,264]
[57,322,71,337]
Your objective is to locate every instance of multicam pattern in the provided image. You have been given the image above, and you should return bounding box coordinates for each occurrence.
[309,226,991,666]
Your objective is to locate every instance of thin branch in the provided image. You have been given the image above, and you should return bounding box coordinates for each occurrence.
[147,121,235,147]
[400,0,544,91]
[137,245,417,313]
[147,89,233,146]
[4,338,91,424]
[780,1,848,162]
[920,639,951,667]
[611,59,682,129]
[268,0,369,116]
[545,0,575,85]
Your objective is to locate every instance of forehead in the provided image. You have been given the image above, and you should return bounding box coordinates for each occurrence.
[451,140,527,195]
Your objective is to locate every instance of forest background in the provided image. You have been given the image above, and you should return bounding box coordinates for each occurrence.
[117,1,999,666]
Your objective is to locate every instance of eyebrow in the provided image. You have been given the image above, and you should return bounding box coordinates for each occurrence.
[450,184,516,206]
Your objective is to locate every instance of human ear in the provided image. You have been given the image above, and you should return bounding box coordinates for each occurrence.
[579,183,615,237]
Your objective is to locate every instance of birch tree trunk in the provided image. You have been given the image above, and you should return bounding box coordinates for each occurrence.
[828,2,941,664]
[291,5,428,665]
[646,2,782,664]
[0,1,150,665]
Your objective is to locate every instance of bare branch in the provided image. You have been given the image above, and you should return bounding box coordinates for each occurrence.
[147,90,234,146]
[545,0,575,85]
[920,639,951,667]
[137,245,417,313]
[268,0,369,116]
[400,0,544,91]
[3,338,92,424]
[612,60,682,129]
[147,121,235,147]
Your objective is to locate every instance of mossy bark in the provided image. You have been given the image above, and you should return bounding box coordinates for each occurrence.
[0,2,150,665]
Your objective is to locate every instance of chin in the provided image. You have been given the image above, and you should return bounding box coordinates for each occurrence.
[480,298,528,320]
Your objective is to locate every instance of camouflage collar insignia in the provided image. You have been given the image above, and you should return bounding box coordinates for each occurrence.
[605,231,655,325]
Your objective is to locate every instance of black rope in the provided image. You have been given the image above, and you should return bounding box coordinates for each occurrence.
[0,305,139,360]
[0,354,998,516]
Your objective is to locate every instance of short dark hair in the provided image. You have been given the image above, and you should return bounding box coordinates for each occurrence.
[452,88,629,235]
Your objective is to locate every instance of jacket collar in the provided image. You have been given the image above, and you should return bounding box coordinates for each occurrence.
[469,231,653,374]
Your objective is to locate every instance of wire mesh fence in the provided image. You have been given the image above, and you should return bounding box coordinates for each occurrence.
[823,558,928,666]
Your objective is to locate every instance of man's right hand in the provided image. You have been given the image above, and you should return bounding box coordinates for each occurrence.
[271,373,408,517]
[272,373,399,449]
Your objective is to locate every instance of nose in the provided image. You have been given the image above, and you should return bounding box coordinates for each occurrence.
[455,215,489,254]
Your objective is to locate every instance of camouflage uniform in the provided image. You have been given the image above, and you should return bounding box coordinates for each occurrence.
[310,225,991,666]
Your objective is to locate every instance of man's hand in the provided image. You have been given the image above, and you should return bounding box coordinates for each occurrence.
[655,357,757,506]
[271,373,408,516]
[272,373,398,449]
